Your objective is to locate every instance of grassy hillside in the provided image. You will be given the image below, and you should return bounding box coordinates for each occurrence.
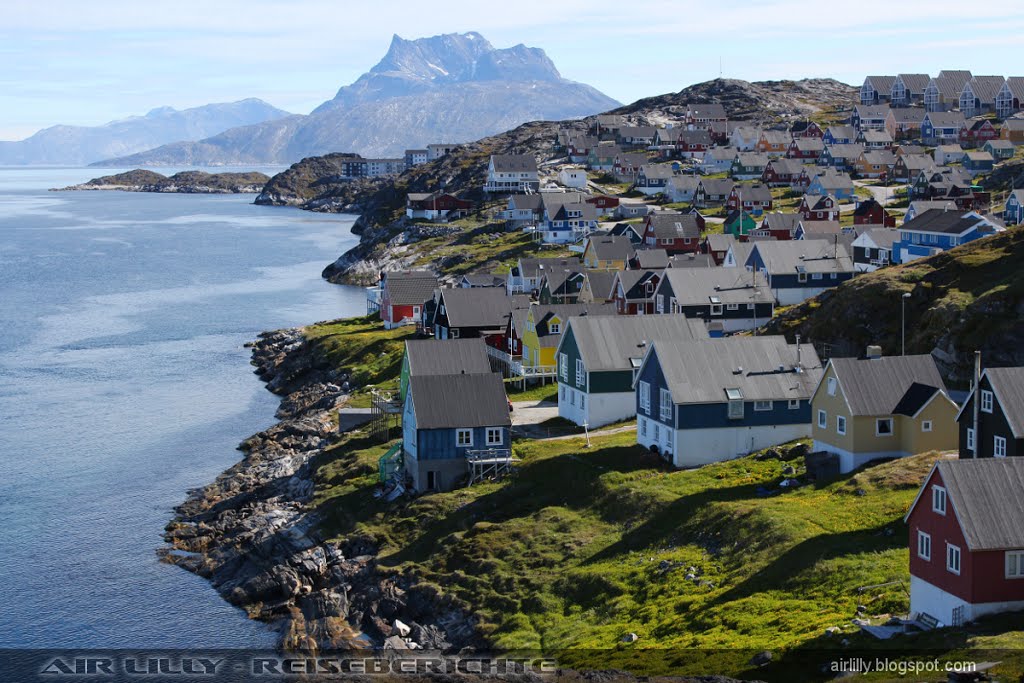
[766,226,1024,386]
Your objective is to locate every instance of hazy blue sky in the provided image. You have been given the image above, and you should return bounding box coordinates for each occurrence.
[3,0,1022,140]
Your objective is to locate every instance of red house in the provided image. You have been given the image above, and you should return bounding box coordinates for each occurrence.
[586,194,620,214]
[642,212,704,254]
[726,184,774,215]
[790,120,824,138]
[379,270,438,330]
[852,198,897,227]
[798,194,839,221]
[611,269,662,314]
[905,458,1024,627]
[959,119,998,148]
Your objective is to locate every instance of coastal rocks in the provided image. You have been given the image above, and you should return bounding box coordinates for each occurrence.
[162,326,479,653]
[54,169,270,194]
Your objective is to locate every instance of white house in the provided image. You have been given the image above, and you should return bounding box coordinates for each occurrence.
[557,168,589,190]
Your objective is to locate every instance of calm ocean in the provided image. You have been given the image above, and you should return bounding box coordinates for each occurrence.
[0,168,365,647]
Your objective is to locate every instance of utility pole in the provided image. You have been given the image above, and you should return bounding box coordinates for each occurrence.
[901,291,911,355]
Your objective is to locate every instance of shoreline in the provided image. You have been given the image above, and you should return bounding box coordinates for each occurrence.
[160,326,479,652]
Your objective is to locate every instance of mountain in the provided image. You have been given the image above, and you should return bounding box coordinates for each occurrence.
[0,99,292,166]
[93,32,620,167]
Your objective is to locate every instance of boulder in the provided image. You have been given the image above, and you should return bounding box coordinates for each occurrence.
[393,619,411,637]
[750,650,773,666]
[621,632,640,643]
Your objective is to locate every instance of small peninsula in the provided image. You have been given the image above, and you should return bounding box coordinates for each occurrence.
[54,169,270,194]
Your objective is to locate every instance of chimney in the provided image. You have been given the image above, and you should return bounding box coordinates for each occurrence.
[866,345,883,359]
[972,350,982,458]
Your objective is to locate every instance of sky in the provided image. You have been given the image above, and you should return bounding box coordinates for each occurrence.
[3,0,1024,140]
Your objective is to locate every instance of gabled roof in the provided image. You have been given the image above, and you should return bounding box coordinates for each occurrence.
[582,269,618,300]
[733,183,773,202]
[965,76,1005,103]
[648,336,823,405]
[855,103,891,118]
[828,355,947,416]
[408,372,510,430]
[405,338,492,378]
[541,266,585,296]
[660,268,773,306]
[924,111,966,128]
[587,235,636,262]
[901,209,995,235]
[460,273,505,287]
[761,212,801,233]
[932,70,973,98]
[734,152,770,167]
[923,458,1024,551]
[383,270,439,306]
[639,163,675,179]
[860,130,894,143]
[959,367,1024,438]
[852,198,886,218]
[614,269,662,301]
[863,76,896,92]
[798,220,843,237]
[703,232,738,252]
[440,288,519,329]
[698,178,736,195]
[803,194,838,212]
[895,74,930,94]
[631,248,670,270]
[491,154,538,173]
[687,102,727,119]
[518,257,582,280]
[564,315,708,372]
[530,302,617,345]
[668,252,716,268]
[825,143,866,158]
[759,130,791,144]
[826,125,857,140]
[507,193,544,211]
[791,138,825,152]
[706,146,739,161]
[645,212,701,239]
[861,150,896,166]
[888,108,926,124]
[749,239,854,274]
[855,227,898,250]
[962,150,994,163]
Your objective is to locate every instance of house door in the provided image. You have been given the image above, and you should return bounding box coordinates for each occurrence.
[426,471,439,491]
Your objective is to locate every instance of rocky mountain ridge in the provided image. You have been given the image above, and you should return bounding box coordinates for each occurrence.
[93,32,620,166]
[0,99,291,166]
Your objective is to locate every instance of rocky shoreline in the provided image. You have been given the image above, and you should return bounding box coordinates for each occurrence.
[54,169,270,194]
[160,327,480,652]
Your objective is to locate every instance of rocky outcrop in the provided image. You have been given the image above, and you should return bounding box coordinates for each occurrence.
[162,328,479,651]
[54,169,271,194]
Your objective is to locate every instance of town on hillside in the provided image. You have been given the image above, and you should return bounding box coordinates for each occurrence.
[355,69,1024,645]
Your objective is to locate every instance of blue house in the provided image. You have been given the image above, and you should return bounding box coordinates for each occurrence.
[961,151,995,176]
[402,372,511,492]
[921,111,965,144]
[823,125,857,145]
[806,171,856,201]
[893,208,1000,264]
[1005,190,1024,226]
[634,337,823,468]
[745,239,856,306]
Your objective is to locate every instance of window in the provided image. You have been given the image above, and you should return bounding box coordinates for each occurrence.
[876,418,893,436]
[486,427,503,446]
[918,530,932,561]
[549,323,561,335]
[726,303,739,311]
[576,359,585,388]
[932,485,947,515]
[652,423,659,441]
[1006,551,1024,579]
[747,303,756,310]
[827,377,837,396]
[946,543,961,575]
[640,417,648,436]
[580,394,586,410]
[995,435,1008,458]
[811,272,823,281]
[788,399,800,410]
[817,409,827,429]
[967,427,976,452]
[798,272,808,283]
[754,400,772,411]
[922,420,933,432]
[639,381,651,414]
[981,390,994,413]
[660,389,672,422]
[559,353,568,381]
[451,328,460,338]
[711,304,723,316]
[456,429,473,447]
[560,385,565,401]
[837,415,847,435]
[569,390,575,406]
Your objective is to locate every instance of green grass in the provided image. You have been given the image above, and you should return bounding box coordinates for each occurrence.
[504,379,558,404]
[303,315,414,401]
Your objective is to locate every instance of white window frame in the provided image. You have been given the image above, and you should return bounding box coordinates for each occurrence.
[837,415,847,435]
[659,389,672,422]
[549,322,561,335]
[456,428,473,447]
[639,381,651,414]
[576,359,585,388]
[827,377,837,396]
[451,328,460,338]
[788,399,800,410]
[946,543,961,575]
[967,427,976,453]
[932,485,947,515]
[1006,550,1024,579]
[559,353,568,381]
[981,389,994,413]
[995,435,1007,458]
[922,420,933,432]
[753,400,772,412]
[726,303,739,311]
[876,417,893,436]
[918,530,931,561]
[580,393,586,410]
[817,409,827,429]
[640,417,648,436]
[559,385,566,401]
[797,272,808,283]
[710,304,723,316]
[486,427,503,446]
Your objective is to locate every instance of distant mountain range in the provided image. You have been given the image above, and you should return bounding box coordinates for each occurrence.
[90,32,620,167]
[0,99,292,166]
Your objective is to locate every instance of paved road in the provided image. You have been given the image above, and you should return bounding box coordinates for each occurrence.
[510,400,559,426]
[853,179,906,207]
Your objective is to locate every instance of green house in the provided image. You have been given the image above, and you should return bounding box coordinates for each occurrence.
[723,209,757,238]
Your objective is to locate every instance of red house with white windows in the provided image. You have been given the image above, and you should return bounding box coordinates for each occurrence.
[905,458,1024,627]
[378,270,438,330]
[798,194,840,221]
[641,212,705,255]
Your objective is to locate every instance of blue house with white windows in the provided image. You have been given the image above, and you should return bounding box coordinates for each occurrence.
[402,372,511,492]
[1004,190,1024,226]
[634,337,823,468]
[893,209,999,264]
[745,240,856,306]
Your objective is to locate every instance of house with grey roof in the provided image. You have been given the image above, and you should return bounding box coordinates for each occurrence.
[400,338,492,399]
[851,227,899,272]
[402,372,511,492]
[484,154,539,193]
[745,239,856,305]
[956,366,1024,459]
[379,270,439,329]
[891,74,930,107]
[634,336,823,467]
[555,315,708,428]
[812,352,958,474]
[861,76,896,105]
[959,76,1006,118]
[905,457,1024,626]
[996,77,1024,119]
[653,268,774,332]
[925,70,973,112]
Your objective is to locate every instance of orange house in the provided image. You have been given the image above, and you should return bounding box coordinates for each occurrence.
[755,130,790,155]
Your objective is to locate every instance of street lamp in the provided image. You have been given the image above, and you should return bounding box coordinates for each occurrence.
[901,292,911,356]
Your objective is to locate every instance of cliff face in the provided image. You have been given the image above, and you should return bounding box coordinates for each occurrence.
[0,99,291,166]
[764,226,1024,385]
[93,32,620,166]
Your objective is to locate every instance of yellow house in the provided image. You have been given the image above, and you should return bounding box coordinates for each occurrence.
[582,235,634,270]
[520,302,617,369]
[811,351,959,473]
